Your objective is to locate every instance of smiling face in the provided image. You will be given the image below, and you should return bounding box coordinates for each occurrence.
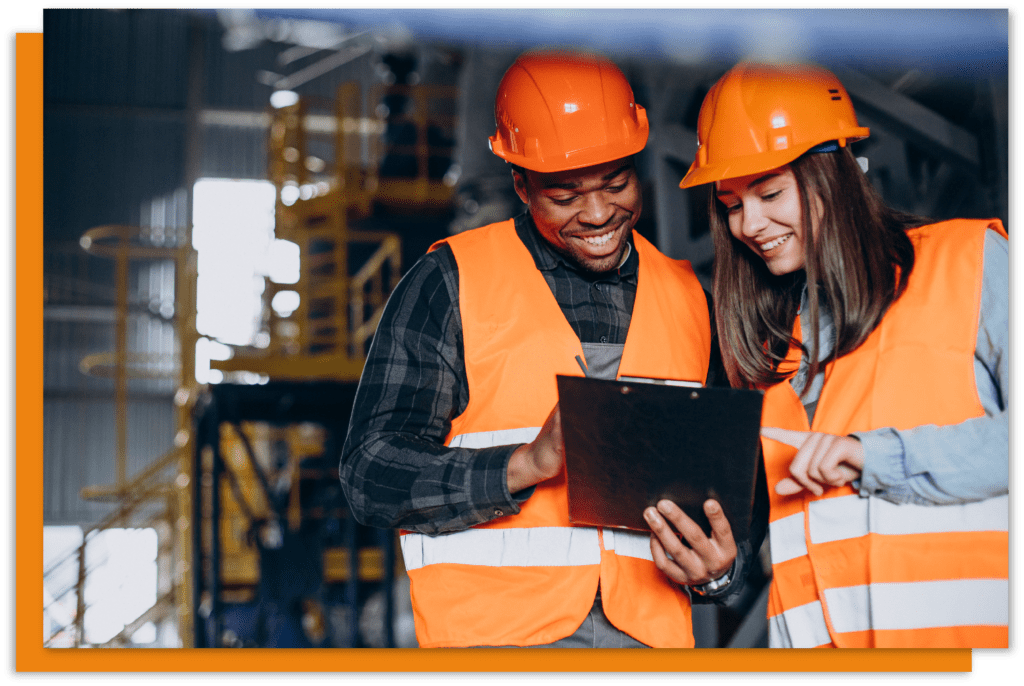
[513,158,641,274]
[715,165,818,276]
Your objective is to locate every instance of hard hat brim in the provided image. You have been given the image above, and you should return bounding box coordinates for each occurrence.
[491,136,648,174]
[679,132,868,189]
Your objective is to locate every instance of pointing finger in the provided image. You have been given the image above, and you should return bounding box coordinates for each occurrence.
[761,426,811,449]
[786,431,825,496]
[775,476,804,496]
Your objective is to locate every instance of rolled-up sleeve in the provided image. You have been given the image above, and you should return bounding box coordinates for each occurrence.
[856,229,1008,505]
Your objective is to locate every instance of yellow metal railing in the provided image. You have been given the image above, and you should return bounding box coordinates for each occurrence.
[215,80,455,382]
[370,83,458,208]
[347,231,401,357]
[43,447,178,647]
[44,221,200,648]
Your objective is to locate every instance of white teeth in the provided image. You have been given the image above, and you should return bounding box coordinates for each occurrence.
[583,231,614,246]
[759,234,791,251]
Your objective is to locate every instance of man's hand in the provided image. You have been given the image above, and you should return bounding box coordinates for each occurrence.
[761,427,864,496]
[507,403,565,493]
[645,499,737,587]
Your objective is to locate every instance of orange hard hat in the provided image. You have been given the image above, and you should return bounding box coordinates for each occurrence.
[489,51,649,173]
[679,63,870,188]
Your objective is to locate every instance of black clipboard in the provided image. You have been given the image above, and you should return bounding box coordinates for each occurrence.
[556,375,763,541]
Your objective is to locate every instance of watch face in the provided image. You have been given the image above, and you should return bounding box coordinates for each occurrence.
[695,569,732,595]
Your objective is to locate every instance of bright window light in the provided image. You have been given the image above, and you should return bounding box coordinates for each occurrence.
[43,526,83,647]
[270,89,299,109]
[281,184,300,206]
[264,239,300,284]
[193,178,276,348]
[43,526,160,646]
[193,178,301,384]
[271,290,301,317]
[195,336,232,385]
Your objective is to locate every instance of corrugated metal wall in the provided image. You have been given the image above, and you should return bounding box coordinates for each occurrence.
[44,398,176,525]
[44,9,259,525]
[44,10,189,108]
[45,10,190,241]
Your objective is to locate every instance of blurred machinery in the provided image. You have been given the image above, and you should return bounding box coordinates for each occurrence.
[191,381,395,648]
[191,69,456,647]
[43,46,458,648]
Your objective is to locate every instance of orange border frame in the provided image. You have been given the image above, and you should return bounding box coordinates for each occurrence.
[14,30,972,673]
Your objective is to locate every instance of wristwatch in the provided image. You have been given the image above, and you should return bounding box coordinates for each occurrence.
[690,564,733,597]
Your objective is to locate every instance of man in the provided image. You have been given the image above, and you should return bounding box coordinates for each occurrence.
[341,51,764,648]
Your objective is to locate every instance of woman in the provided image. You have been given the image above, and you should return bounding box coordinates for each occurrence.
[672,63,1008,648]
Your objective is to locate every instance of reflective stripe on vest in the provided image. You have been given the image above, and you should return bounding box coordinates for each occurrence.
[824,579,1009,634]
[448,427,541,449]
[771,579,1010,647]
[808,494,1008,543]
[770,495,1008,555]
[768,512,808,564]
[401,526,655,572]
[761,220,1009,649]
[406,429,656,571]
[601,528,655,562]
[769,600,832,649]
[401,527,601,570]
[769,497,1009,644]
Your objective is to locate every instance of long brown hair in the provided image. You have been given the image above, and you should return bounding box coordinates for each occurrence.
[711,146,925,391]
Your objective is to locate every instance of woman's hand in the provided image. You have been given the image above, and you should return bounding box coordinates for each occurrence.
[645,499,737,586]
[761,427,864,496]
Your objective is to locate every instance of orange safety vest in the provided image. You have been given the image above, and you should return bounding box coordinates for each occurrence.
[399,219,711,648]
[761,219,1008,648]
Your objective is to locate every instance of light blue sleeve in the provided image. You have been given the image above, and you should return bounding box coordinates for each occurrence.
[854,229,1008,505]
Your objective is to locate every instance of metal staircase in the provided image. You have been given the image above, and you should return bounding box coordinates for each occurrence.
[43,223,199,647]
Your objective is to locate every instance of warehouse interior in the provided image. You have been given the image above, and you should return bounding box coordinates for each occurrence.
[41,8,1007,649]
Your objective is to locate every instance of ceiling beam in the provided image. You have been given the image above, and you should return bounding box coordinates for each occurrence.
[836,67,980,168]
